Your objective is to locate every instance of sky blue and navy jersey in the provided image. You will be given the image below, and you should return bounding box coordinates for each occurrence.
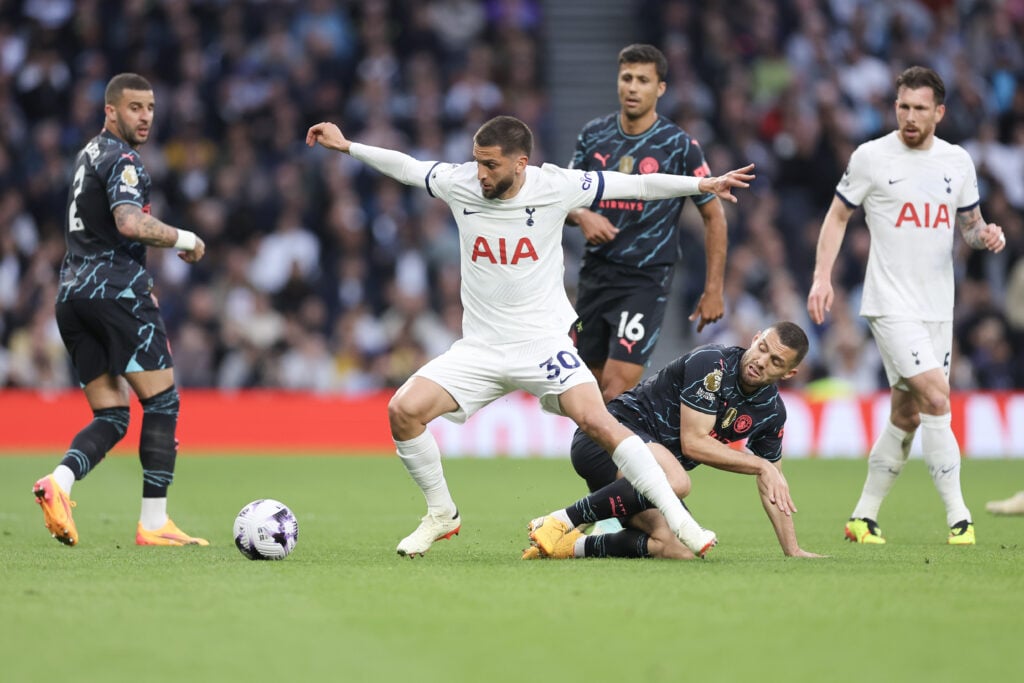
[569,112,714,270]
[58,130,153,302]
[611,344,787,469]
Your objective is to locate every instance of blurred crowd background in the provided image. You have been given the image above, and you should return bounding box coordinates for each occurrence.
[1,0,1022,395]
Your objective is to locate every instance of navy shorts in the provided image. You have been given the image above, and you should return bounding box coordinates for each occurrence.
[570,428,621,493]
[572,261,671,368]
[56,296,173,385]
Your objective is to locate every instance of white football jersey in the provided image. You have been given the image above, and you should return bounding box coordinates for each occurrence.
[426,162,602,343]
[837,131,979,321]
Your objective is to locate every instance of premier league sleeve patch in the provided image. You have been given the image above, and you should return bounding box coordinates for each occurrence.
[703,369,722,392]
[694,368,722,403]
[116,163,142,199]
[121,165,139,187]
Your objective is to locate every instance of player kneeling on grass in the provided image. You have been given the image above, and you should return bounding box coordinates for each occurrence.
[525,322,825,560]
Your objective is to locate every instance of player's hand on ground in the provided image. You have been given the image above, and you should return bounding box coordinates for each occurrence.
[576,209,619,245]
[305,122,350,152]
[806,279,834,325]
[758,465,796,516]
[698,163,755,203]
[689,291,725,332]
[787,548,828,558]
[178,236,205,263]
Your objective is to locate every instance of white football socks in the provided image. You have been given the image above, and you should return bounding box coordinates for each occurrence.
[140,497,168,531]
[53,465,75,495]
[610,435,693,533]
[852,420,912,521]
[920,412,971,526]
[395,430,457,517]
[549,509,573,527]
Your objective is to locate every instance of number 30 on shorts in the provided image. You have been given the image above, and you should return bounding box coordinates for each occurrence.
[539,351,582,380]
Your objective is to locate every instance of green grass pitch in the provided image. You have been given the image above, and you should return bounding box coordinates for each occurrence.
[1,454,1021,682]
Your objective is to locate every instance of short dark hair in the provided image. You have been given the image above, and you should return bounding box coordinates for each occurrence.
[474,115,533,158]
[895,66,945,105]
[618,43,668,82]
[769,321,810,367]
[105,73,153,105]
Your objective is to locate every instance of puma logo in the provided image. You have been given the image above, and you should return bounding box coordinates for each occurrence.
[593,152,611,168]
[619,338,637,354]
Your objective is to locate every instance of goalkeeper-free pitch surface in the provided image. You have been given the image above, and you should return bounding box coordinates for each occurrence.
[1,454,1021,682]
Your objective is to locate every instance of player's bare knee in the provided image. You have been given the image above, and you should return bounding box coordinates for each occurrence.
[667,468,691,498]
[918,392,950,416]
[892,411,920,432]
[891,399,921,431]
[387,394,410,431]
[576,414,620,449]
[387,394,424,438]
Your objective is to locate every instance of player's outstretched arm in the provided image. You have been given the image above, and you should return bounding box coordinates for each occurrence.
[306,123,435,187]
[696,164,756,203]
[305,121,352,153]
[602,164,753,203]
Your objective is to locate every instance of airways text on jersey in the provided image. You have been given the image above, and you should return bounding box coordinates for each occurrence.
[597,199,645,212]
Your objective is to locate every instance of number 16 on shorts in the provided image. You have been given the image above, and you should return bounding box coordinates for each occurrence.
[618,311,646,353]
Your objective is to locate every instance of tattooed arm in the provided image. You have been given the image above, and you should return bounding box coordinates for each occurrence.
[113,204,205,263]
[957,205,1006,253]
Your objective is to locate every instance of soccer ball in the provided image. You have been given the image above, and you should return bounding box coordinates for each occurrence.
[233,499,299,560]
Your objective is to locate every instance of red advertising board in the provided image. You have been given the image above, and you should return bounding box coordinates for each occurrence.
[1,389,1022,458]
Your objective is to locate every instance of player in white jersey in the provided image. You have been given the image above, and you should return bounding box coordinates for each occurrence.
[306,115,756,558]
[807,66,1006,546]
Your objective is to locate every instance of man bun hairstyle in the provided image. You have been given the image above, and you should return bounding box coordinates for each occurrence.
[105,73,153,105]
[474,115,533,158]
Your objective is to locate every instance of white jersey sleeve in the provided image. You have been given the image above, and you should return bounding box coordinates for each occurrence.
[840,132,979,321]
[836,144,872,208]
[601,170,702,200]
[955,157,980,211]
[348,143,439,187]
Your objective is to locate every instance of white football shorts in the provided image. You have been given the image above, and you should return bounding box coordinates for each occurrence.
[414,336,597,424]
[866,317,952,389]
